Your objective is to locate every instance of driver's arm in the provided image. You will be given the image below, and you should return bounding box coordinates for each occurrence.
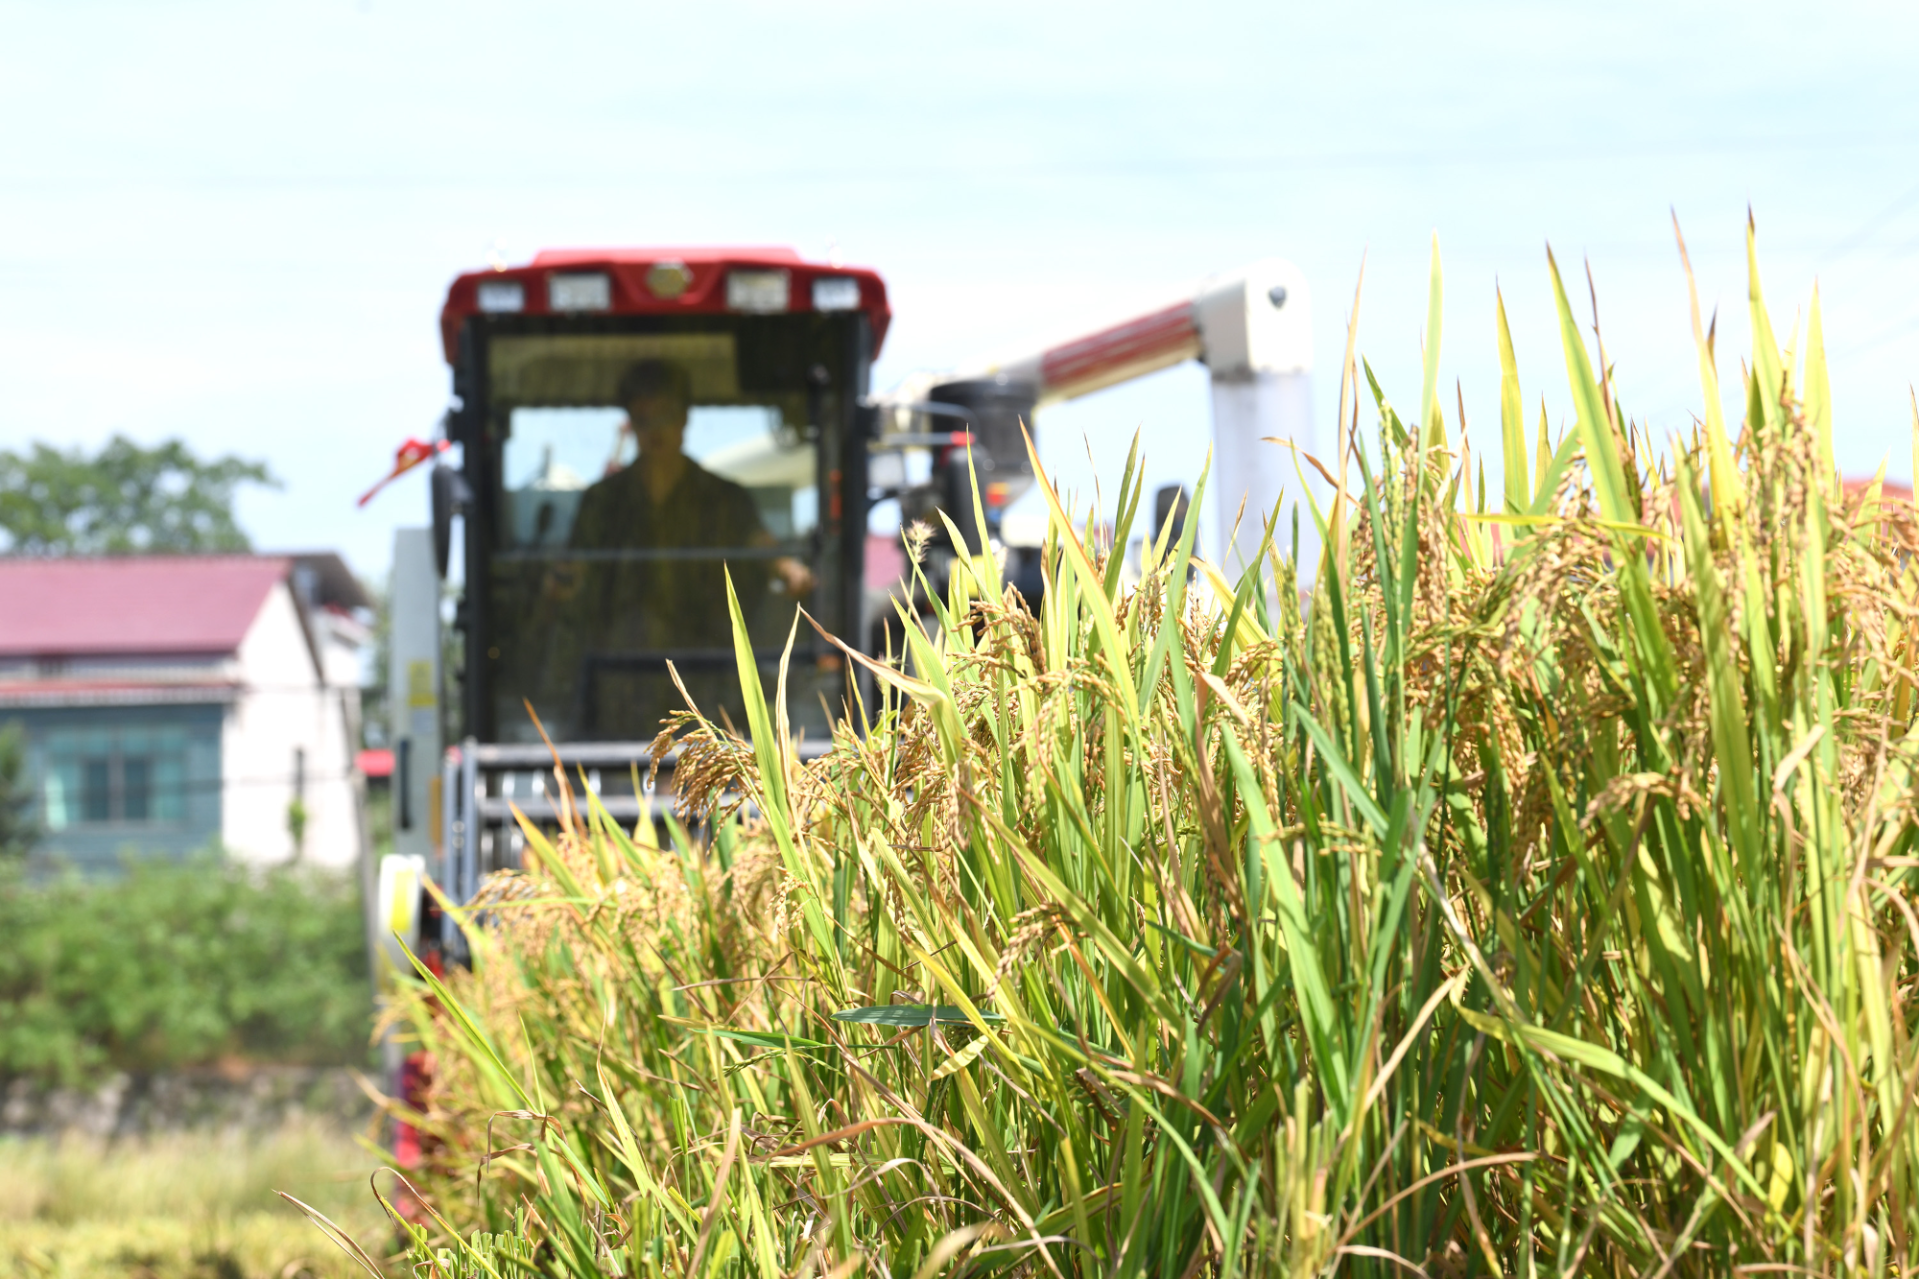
[750,526,816,596]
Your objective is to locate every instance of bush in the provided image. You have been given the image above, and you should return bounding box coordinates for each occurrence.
[371,226,1919,1276]
[0,721,35,860]
[0,856,373,1086]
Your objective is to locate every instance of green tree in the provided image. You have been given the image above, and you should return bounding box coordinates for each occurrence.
[0,722,34,860]
[0,435,278,554]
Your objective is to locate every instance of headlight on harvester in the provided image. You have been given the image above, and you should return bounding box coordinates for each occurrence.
[811,276,861,312]
[727,269,790,313]
[476,279,525,312]
[548,271,612,312]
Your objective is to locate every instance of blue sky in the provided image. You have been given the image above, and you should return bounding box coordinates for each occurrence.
[4,0,1918,576]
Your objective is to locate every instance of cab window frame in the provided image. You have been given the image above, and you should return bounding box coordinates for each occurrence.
[448,309,871,744]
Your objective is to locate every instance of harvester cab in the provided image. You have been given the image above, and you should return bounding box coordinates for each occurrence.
[374,250,888,945]
[437,248,889,748]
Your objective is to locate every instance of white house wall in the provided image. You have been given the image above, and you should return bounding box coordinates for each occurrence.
[221,582,359,869]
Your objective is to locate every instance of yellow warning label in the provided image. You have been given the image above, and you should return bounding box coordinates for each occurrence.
[406,660,435,709]
[388,866,416,936]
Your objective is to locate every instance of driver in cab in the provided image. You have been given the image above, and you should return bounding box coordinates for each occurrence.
[563,360,814,655]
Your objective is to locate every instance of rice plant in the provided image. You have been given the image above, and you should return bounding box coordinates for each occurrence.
[354,220,1919,1276]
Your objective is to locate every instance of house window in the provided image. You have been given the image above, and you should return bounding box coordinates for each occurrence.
[42,726,189,830]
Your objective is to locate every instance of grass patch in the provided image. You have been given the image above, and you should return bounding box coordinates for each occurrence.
[0,1123,389,1279]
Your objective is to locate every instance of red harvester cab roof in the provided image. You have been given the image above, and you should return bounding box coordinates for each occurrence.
[439,247,891,363]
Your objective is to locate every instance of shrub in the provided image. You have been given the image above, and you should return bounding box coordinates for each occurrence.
[0,721,35,860]
[366,225,1919,1276]
[0,856,373,1086]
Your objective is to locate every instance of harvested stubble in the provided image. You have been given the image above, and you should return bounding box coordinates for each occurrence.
[353,223,1919,1276]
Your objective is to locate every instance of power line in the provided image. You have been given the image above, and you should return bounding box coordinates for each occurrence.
[1839,308,1919,358]
[1820,178,1919,268]
[36,767,369,798]
[1,131,1915,194]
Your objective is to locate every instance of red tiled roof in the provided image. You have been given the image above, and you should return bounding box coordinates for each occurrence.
[0,556,290,658]
[1845,477,1914,504]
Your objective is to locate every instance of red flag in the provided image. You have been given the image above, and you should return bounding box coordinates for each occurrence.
[357,437,449,507]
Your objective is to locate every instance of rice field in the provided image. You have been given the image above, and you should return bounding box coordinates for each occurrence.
[361,222,1919,1276]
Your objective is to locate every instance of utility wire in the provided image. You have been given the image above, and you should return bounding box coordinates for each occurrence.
[1838,309,1919,358]
[1820,177,1919,270]
[2,130,1915,193]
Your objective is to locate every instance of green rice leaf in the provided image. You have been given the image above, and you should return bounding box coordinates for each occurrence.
[830,1005,1006,1026]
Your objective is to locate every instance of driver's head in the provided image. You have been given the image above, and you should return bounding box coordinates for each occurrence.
[616,360,692,455]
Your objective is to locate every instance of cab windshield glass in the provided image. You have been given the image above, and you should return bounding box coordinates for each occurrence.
[474,324,849,743]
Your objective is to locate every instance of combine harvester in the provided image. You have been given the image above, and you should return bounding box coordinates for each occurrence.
[367,245,1315,981]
